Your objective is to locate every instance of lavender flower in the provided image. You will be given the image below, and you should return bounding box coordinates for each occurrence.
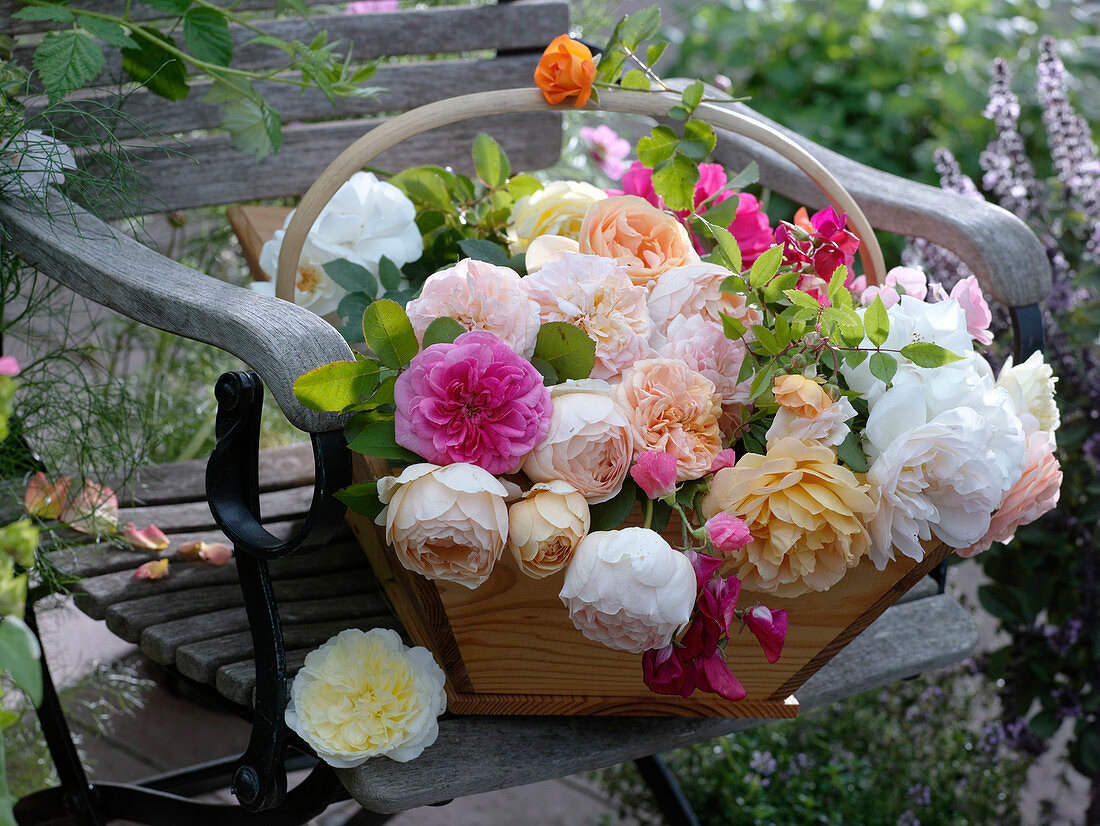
[897,810,921,826]
[748,749,777,778]
[979,59,1043,220]
[907,782,932,807]
[1084,433,1100,472]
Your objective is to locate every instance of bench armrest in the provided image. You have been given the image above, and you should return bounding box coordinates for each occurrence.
[0,195,354,433]
[704,99,1050,308]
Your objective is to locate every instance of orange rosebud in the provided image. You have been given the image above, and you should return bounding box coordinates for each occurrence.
[772,374,831,419]
[793,206,813,234]
[133,558,169,580]
[534,34,596,108]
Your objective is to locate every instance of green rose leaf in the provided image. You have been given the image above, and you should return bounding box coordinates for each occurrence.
[719,311,746,341]
[900,342,964,368]
[506,174,542,201]
[637,124,679,168]
[121,26,190,101]
[362,299,419,370]
[680,80,705,112]
[530,357,558,387]
[293,359,381,412]
[472,133,510,188]
[864,294,890,348]
[345,417,421,462]
[748,244,783,289]
[140,0,192,14]
[184,7,233,66]
[868,351,897,386]
[324,259,378,296]
[533,321,596,381]
[34,30,105,103]
[646,42,668,66]
[220,97,282,159]
[422,317,467,348]
[700,220,742,273]
[457,238,511,268]
[837,430,868,473]
[678,119,716,160]
[334,480,384,520]
[390,168,453,213]
[727,160,759,189]
[588,482,637,531]
[377,257,403,291]
[621,69,650,90]
[651,153,698,212]
[616,5,661,50]
[784,289,823,311]
[763,271,799,304]
[0,617,42,707]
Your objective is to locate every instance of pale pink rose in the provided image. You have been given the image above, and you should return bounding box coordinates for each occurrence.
[630,451,678,499]
[578,196,700,288]
[949,276,994,345]
[859,267,928,308]
[616,358,723,482]
[522,253,652,379]
[647,262,762,338]
[559,528,696,653]
[704,513,752,553]
[765,395,857,449]
[375,463,510,589]
[405,259,542,358]
[523,380,634,504]
[659,315,750,437]
[958,415,1062,557]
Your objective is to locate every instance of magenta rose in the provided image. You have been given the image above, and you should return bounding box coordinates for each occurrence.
[394,330,552,474]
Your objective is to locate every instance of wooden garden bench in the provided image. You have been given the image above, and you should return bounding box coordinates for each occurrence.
[1,0,1051,822]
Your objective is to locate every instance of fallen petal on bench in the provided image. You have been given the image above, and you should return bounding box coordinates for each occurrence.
[123,522,169,551]
[133,558,169,580]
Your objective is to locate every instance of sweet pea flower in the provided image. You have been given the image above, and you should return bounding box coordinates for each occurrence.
[949,276,994,345]
[123,522,169,551]
[683,547,724,590]
[580,125,631,181]
[560,528,696,653]
[744,606,789,664]
[705,513,752,553]
[395,331,551,475]
[641,643,689,696]
[630,451,678,499]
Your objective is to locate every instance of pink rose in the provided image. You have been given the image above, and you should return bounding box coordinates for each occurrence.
[630,451,678,499]
[704,513,752,553]
[728,193,774,266]
[616,358,723,481]
[647,262,763,339]
[949,275,994,346]
[394,331,551,475]
[580,125,630,180]
[711,449,738,473]
[523,253,651,379]
[405,259,542,358]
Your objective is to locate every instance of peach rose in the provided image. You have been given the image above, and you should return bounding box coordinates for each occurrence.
[523,380,634,503]
[405,258,542,358]
[616,358,723,482]
[700,438,875,597]
[508,481,590,579]
[375,463,509,589]
[772,374,831,418]
[534,34,596,107]
[647,262,763,339]
[579,196,700,288]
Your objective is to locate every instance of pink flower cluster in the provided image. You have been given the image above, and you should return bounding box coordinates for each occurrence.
[775,206,861,303]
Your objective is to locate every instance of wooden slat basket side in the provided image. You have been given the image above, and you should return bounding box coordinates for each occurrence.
[348,455,952,718]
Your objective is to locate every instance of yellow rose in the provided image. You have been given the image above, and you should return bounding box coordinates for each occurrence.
[505,180,607,253]
[508,481,590,579]
[700,438,875,597]
[285,628,446,767]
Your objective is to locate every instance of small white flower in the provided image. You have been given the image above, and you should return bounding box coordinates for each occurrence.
[285,628,446,767]
[559,527,696,653]
[259,172,422,316]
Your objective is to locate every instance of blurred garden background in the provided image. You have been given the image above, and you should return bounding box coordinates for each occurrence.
[2,0,1099,824]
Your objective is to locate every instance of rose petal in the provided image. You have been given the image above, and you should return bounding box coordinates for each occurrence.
[133,558,169,580]
[123,522,169,551]
[198,543,233,566]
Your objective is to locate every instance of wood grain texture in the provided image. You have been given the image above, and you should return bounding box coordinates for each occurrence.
[96,111,561,215]
[337,592,975,813]
[0,197,354,433]
[9,2,568,81]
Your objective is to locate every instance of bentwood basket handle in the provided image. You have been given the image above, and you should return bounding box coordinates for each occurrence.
[277,87,886,298]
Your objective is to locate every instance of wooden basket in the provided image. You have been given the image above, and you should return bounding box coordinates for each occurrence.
[271,88,945,718]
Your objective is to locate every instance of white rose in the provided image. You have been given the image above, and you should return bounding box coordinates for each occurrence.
[286,628,446,767]
[0,129,75,197]
[507,481,590,579]
[765,396,857,449]
[559,527,696,653]
[522,380,634,503]
[259,172,423,316]
[505,180,607,253]
[375,463,509,589]
[995,351,1060,433]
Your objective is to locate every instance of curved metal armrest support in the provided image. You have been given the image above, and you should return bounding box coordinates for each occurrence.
[0,195,354,432]
[697,96,1051,310]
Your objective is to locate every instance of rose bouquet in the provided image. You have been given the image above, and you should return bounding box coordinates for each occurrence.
[259,13,1061,767]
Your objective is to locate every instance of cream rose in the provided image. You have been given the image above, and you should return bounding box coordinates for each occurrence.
[258,172,423,316]
[578,195,700,288]
[508,481,590,579]
[616,358,723,481]
[404,258,542,358]
[375,463,509,589]
[995,351,1060,434]
[559,527,696,653]
[505,180,607,253]
[523,380,634,504]
[285,628,446,767]
[523,253,652,379]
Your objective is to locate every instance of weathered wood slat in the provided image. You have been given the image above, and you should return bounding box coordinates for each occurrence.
[177,615,399,683]
[115,484,316,533]
[218,649,311,707]
[141,590,386,664]
[93,111,561,215]
[111,442,315,507]
[10,2,568,81]
[106,565,373,644]
[337,593,977,813]
[31,55,542,142]
[75,540,366,619]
